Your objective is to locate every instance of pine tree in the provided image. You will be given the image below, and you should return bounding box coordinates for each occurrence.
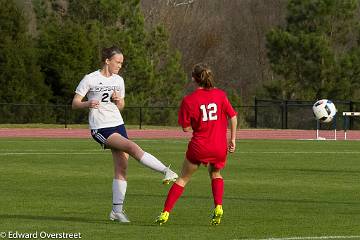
[0,0,50,104]
[35,0,186,110]
[265,0,359,100]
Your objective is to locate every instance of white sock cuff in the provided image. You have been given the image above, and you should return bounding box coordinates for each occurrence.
[140,152,150,161]
[113,179,127,187]
[112,179,127,204]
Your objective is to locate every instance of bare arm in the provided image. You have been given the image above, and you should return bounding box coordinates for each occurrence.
[111,91,125,111]
[228,115,237,153]
[72,93,99,109]
[182,126,192,132]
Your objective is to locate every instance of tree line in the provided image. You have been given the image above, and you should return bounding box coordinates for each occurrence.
[0,0,186,108]
[0,0,359,124]
[141,0,360,104]
[265,0,360,101]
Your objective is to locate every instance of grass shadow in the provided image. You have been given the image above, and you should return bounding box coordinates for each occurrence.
[0,214,106,225]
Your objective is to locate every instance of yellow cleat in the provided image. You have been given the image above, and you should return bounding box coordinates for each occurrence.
[155,211,169,225]
[211,205,223,225]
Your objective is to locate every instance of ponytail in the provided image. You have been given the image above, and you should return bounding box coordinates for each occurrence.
[192,63,215,89]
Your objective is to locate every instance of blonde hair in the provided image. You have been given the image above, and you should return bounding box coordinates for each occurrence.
[192,63,214,89]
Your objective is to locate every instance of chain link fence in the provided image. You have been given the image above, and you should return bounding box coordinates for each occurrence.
[0,99,359,130]
[254,98,360,130]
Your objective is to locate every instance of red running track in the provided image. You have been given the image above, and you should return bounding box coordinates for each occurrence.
[0,128,359,140]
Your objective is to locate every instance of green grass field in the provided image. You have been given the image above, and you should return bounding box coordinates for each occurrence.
[0,138,359,240]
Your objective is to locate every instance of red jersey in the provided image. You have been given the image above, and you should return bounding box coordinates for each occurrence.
[178,88,237,169]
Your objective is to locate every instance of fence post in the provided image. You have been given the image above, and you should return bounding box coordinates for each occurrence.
[254,97,257,128]
[64,105,68,129]
[139,107,142,129]
[349,100,354,130]
[285,100,288,129]
[281,100,284,129]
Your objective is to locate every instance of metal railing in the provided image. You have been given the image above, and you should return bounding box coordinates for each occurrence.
[0,99,359,130]
[254,98,360,130]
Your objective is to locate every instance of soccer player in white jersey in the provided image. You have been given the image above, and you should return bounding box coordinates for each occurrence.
[72,46,178,223]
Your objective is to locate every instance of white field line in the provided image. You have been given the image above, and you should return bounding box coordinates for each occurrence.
[0,151,360,156]
[0,149,101,152]
[0,151,185,155]
[238,235,360,240]
[0,139,187,143]
[0,152,105,155]
[238,152,360,154]
[0,140,90,143]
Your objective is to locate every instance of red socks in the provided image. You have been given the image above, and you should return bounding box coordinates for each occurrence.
[211,178,224,206]
[163,178,223,212]
[163,183,184,212]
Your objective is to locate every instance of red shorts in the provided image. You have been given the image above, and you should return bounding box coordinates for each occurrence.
[186,148,227,170]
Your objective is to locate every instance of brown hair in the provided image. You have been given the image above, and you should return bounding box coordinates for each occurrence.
[191,63,215,89]
[101,46,123,63]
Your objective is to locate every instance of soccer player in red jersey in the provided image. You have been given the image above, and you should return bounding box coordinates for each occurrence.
[155,63,238,225]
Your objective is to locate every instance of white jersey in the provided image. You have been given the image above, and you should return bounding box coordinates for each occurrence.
[75,70,125,129]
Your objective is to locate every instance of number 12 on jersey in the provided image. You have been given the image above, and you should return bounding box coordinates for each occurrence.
[200,103,218,121]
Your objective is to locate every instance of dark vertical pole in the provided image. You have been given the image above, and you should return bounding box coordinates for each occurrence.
[254,97,258,128]
[285,100,288,129]
[139,107,142,129]
[281,100,284,129]
[64,105,68,128]
[349,101,354,130]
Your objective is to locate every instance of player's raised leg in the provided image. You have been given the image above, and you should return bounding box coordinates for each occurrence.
[106,133,178,184]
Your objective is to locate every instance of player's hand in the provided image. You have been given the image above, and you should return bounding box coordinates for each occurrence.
[228,139,236,153]
[88,100,99,109]
[111,91,121,102]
